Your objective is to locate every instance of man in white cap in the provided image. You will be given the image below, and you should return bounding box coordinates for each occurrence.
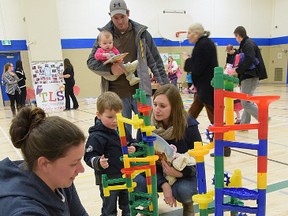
[87,0,169,134]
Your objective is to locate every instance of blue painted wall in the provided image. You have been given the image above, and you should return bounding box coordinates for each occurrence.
[1,36,288,51]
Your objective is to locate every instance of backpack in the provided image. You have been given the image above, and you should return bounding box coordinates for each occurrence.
[255,46,268,80]
[234,45,267,80]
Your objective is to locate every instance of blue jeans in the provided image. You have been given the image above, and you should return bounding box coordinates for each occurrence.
[240,77,259,124]
[121,95,152,134]
[171,79,178,87]
[134,174,197,204]
[99,186,130,216]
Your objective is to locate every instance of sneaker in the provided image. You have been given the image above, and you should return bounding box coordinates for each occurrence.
[129,76,140,86]
[235,119,241,124]
[123,60,139,73]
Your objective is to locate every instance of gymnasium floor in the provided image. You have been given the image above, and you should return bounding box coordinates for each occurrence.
[0,84,288,215]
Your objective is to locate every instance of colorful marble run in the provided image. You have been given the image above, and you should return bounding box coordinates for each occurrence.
[102,89,159,216]
[209,67,279,215]
[189,67,279,216]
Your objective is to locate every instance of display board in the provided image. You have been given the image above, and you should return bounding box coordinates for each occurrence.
[31,61,65,112]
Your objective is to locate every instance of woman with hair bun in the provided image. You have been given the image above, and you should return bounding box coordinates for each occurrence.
[0,107,88,216]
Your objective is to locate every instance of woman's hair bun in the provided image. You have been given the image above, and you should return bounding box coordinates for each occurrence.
[9,107,46,148]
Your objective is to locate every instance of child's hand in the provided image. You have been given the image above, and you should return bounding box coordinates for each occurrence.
[103,53,111,59]
[99,154,109,169]
[128,146,136,154]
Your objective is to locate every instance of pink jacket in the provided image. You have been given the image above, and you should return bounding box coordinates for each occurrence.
[94,47,120,61]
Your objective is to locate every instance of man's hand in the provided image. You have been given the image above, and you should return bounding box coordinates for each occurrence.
[111,63,125,76]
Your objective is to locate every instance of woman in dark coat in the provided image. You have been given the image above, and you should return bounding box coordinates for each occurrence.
[15,60,26,110]
[183,23,218,124]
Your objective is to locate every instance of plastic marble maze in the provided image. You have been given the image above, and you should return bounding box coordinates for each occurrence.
[101,67,279,215]
[189,67,280,216]
[102,89,159,216]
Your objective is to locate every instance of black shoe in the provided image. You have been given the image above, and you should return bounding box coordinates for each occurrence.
[73,106,79,110]
[210,147,231,157]
[63,108,70,111]
[224,147,231,157]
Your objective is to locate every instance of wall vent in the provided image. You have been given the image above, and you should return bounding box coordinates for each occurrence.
[274,68,283,81]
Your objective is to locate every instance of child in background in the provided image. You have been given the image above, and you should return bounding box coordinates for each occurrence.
[225,44,243,124]
[167,56,179,87]
[186,72,192,89]
[84,91,137,216]
[225,44,236,65]
[95,30,140,86]
[186,72,195,93]
[234,99,242,124]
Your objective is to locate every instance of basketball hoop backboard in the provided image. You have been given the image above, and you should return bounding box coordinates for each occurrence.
[158,12,192,42]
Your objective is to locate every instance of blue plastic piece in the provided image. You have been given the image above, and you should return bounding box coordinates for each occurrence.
[205,127,214,142]
[222,188,258,200]
[196,162,207,194]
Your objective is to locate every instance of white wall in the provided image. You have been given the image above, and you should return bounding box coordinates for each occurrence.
[0,0,287,40]
[0,0,25,39]
[56,0,276,39]
[21,0,63,61]
[271,0,288,37]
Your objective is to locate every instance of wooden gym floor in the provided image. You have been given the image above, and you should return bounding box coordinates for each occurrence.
[0,84,287,215]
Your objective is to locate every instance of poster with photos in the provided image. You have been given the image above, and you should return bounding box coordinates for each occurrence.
[31,61,65,112]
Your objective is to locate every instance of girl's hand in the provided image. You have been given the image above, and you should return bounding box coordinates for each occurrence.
[99,154,109,169]
[162,182,177,207]
[162,160,183,178]
[103,53,111,59]
[128,146,136,154]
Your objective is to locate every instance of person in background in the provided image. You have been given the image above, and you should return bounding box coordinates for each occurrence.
[84,91,137,216]
[0,107,88,216]
[15,60,27,110]
[186,72,194,93]
[182,23,218,125]
[167,56,179,87]
[225,44,237,66]
[2,62,20,116]
[135,84,202,216]
[231,26,265,125]
[61,58,79,111]
[87,0,169,133]
[224,44,243,124]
